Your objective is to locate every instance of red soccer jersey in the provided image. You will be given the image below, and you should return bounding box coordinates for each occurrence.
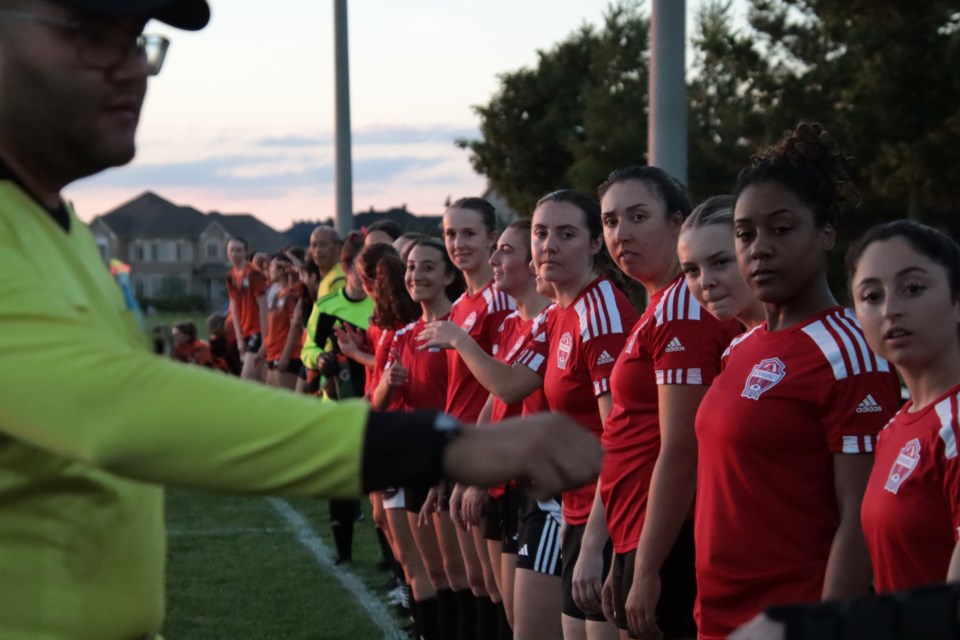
[489,310,547,424]
[364,325,396,403]
[265,285,298,362]
[601,276,741,553]
[226,264,267,338]
[389,316,449,412]
[861,384,960,592]
[518,278,638,525]
[444,282,516,423]
[694,307,901,639]
[172,339,213,367]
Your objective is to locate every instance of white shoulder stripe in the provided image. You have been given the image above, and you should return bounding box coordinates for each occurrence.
[936,395,959,460]
[598,281,623,333]
[802,320,849,380]
[835,312,875,373]
[842,308,890,372]
[824,314,861,376]
[654,279,700,326]
[576,281,623,342]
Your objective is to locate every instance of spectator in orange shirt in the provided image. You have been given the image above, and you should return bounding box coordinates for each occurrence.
[171,321,213,368]
[207,312,242,375]
[226,237,268,382]
[265,253,304,390]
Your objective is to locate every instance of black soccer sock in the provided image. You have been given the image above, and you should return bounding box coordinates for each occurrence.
[475,596,499,640]
[375,527,396,570]
[495,600,512,639]
[437,588,459,640]
[455,589,476,640]
[415,596,440,640]
[329,499,356,562]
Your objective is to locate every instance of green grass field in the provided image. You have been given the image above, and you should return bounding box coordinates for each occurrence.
[163,490,407,639]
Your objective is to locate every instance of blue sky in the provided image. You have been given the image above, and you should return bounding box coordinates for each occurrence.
[66,1,746,230]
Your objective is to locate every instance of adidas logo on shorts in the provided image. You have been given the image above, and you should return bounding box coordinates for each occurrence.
[518,544,529,557]
[596,351,615,366]
[856,394,884,414]
[665,337,685,352]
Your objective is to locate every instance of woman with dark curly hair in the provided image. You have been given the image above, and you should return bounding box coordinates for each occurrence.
[693,123,902,639]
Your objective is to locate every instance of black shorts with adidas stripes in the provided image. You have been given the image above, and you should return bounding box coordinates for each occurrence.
[515,499,562,577]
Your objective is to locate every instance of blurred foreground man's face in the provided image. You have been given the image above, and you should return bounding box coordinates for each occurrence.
[0,0,150,182]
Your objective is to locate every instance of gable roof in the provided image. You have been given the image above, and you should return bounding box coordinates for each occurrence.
[92,191,207,238]
[92,191,288,252]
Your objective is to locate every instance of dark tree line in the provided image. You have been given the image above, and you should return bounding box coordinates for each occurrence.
[458,0,960,243]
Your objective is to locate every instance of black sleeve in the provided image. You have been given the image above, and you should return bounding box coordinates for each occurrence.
[766,582,960,640]
[361,410,459,492]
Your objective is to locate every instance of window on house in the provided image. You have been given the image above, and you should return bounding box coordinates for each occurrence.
[150,243,159,262]
[134,244,144,262]
[207,242,219,258]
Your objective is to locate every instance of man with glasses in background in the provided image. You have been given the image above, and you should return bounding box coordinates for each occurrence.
[0,2,602,638]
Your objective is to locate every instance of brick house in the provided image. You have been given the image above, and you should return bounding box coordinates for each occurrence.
[88,192,290,311]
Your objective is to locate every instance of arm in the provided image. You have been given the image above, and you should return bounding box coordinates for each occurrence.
[627,384,707,638]
[822,453,875,599]
[572,393,614,615]
[948,542,960,582]
[300,302,322,369]
[477,395,494,425]
[255,293,268,355]
[418,321,541,404]
[278,297,305,368]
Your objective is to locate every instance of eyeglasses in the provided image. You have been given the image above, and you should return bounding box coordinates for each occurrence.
[0,10,170,76]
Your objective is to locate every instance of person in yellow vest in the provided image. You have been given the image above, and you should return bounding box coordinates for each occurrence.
[0,2,601,638]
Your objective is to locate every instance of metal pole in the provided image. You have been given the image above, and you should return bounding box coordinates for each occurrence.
[648,0,687,185]
[333,0,353,235]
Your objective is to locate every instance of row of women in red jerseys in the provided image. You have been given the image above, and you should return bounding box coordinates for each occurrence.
[214,120,959,640]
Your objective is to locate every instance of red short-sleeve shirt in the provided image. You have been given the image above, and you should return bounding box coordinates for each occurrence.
[445,282,516,423]
[694,307,901,639]
[387,318,450,412]
[518,278,638,525]
[862,384,960,592]
[226,264,267,338]
[601,276,741,553]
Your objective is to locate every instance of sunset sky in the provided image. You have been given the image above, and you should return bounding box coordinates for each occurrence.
[66,1,741,231]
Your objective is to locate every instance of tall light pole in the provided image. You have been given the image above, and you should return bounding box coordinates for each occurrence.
[648,0,687,184]
[333,0,353,235]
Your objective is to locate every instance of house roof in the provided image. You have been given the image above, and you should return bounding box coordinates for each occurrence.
[92,191,289,252]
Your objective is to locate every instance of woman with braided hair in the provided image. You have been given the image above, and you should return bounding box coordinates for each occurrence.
[693,123,902,639]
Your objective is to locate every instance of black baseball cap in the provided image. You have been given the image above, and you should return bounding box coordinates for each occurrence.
[58,0,211,31]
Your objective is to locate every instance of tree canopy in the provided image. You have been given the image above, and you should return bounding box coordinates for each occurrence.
[459,0,960,233]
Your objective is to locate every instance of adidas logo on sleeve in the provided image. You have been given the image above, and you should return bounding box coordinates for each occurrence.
[596,351,615,366]
[665,337,685,353]
[856,394,884,414]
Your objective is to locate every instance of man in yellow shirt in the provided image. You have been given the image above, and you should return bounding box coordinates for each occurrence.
[0,2,601,638]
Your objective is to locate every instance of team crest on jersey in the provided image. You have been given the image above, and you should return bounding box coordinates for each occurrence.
[741,357,786,400]
[242,277,249,289]
[884,438,921,494]
[461,311,478,332]
[557,332,573,370]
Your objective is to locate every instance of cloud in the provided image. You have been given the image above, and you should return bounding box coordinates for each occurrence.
[258,124,479,148]
[81,154,449,193]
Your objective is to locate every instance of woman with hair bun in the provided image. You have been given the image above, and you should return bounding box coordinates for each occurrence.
[693,124,902,639]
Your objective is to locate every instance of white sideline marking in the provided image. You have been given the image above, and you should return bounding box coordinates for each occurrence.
[267,498,404,640]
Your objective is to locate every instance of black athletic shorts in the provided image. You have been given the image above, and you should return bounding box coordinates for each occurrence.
[561,522,613,622]
[267,357,302,374]
[610,519,697,638]
[483,494,504,542]
[500,486,520,554]
[404,487,428,514]
[515,501,562,577]
[243,333,262,353]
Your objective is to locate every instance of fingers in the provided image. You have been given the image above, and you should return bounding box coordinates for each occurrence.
[601,574,617,627]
